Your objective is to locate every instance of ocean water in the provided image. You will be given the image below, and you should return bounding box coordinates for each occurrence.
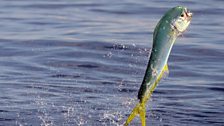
[0,0,223,126]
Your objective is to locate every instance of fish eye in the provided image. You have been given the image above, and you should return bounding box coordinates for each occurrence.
[180,13,184,17]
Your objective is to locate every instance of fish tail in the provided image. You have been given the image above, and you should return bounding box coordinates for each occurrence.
[124,102,146,126]
[124,64,168,125]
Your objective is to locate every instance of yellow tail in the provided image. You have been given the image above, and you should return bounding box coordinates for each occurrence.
[124,102,146,126]
[124,64,168,125]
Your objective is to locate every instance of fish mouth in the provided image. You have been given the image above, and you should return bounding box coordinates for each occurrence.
[184,8,193,21]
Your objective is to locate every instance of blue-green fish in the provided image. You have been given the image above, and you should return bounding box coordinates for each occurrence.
[124,6,192,126]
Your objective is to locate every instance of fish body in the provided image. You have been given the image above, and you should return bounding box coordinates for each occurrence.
[124,6,192,126]
[138,7,179,101]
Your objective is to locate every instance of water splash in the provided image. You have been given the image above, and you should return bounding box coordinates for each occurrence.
[35,96,54,126]
[100,111,124,126]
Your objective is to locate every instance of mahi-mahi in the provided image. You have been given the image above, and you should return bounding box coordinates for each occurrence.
[124,6,193,126]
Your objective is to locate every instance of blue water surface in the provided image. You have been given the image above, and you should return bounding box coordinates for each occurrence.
[0,0,223,126]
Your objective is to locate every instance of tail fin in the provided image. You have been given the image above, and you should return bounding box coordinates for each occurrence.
[124,64,169,125]
[124,102,146,126]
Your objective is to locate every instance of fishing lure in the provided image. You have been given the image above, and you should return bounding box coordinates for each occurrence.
[124,6,192,126]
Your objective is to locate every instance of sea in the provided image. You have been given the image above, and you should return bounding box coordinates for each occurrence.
[0,0,223,126]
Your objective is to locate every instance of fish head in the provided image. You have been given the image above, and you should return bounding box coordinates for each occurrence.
[153,6,192,39]
[170,6,193,35]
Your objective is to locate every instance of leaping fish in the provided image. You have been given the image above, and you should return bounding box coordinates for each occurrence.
[124,6,193,126]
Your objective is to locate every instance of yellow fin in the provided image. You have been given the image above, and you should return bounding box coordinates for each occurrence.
[124,64,169,126]
[164,64,169,73]
[124,102,146,126]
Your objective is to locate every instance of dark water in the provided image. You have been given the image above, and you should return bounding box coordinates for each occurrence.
[0,0,223,126]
